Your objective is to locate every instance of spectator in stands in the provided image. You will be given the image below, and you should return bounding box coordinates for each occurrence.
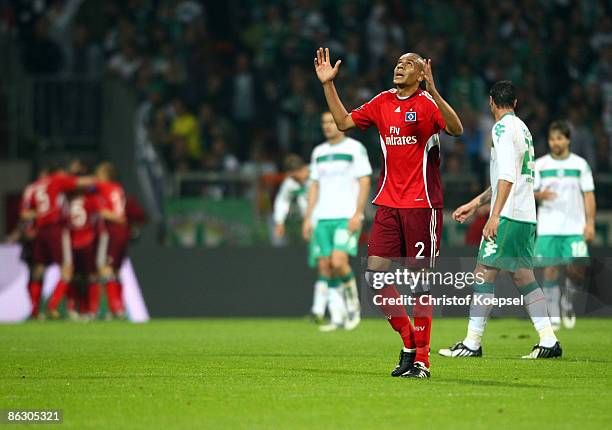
[70,23,102,76]
[170,97,201,162]
[201,137,239,173]
[22,17,64,75]
[108,43,141,81]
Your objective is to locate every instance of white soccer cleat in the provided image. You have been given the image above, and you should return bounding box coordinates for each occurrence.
[319,323,341,332]
[438,342,482,357]
[344,315,361,331]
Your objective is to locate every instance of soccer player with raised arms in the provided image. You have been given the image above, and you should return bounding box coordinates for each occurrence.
[314,47,463,378]
[440,81,562,359]
[533,121,596,330]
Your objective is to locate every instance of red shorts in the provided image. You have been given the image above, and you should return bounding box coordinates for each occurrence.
[32,224,71,266]
[367,206,442,268]
[97,226,130,271]
[73,242,97,276]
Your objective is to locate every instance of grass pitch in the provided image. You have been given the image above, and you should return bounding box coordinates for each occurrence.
[1,318,612,429]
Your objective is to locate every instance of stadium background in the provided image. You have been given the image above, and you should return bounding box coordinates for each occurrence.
[1,0,612,317]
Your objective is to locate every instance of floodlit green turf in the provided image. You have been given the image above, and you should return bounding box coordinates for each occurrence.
[1,318,612,429]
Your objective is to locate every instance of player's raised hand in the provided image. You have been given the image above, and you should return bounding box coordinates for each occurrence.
[452,201,477,224]
[314,47,341,84]
[422,59,436,93]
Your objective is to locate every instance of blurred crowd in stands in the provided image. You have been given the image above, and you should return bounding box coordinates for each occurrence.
[5,0,612,192]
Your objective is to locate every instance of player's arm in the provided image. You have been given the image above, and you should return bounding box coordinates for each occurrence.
[533,166,556,201]
[583,191,596,243]
[534,189,557,201]
[580,161,596,243]
[100,209,126,224]
[349,176,371,233]
[302,180,319,241]
[452,187,491,223]
[422,59,463,136]
[20,209,36,221]
[272,180,293,238]
[314,47,356,131]
[481,130,516,240]
[482,180,512,240]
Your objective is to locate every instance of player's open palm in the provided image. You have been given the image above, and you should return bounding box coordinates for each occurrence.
[314,47,341,84]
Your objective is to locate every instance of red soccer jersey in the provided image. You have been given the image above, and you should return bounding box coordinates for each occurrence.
[68,193,102,249]
[27,173,78,227]
[96,181,127,229]
[351,88,446,208]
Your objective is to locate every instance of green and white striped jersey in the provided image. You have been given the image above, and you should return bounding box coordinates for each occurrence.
[489,112,537,224]
[534,153,594,236]
[310,137,372,220]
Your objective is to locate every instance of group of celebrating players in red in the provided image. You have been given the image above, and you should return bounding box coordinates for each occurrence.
[17,160,135,321]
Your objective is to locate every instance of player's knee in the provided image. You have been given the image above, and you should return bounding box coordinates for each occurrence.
[511,269,535,287]
[317,258,332,277]
[543,266,559,281]
[61,264,74,281]
[31,265,45,280]
[567,264,585,284]
[365,269,389,290]
[367,256,391,271]
[330,251,348,271]
[99,265,114,279]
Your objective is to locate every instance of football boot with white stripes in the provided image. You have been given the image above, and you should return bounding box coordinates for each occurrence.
[400,361,430,378]
[521,342,562,359]
[438,341,482,357]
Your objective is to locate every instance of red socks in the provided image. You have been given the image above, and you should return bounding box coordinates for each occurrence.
[377,284,416,349]
[413,295,433,367]
[27,281,42,317]
[47,280,69,311]
[88,283,101,316]
[106,279,124,314]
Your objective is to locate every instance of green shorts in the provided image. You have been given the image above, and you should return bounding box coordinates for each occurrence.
[534,235,589,267]
[308,218,360,268]
[477,217,536,272]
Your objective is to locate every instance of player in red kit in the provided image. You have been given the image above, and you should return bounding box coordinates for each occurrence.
[18,168,48,318]
[25,164,95,319]
[315,47,463,378]
[95,162,130,319]
[44,162,105,319]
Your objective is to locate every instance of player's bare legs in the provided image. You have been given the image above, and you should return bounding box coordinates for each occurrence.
[542,265,561,330]
[365,256,419,376]
[562,262,586,329]
[46,262,74,319]
[317,256,346,331]
[99,263,126,319]
[441,264,560,358]
[331,250,360,329]
[27,264,46,319]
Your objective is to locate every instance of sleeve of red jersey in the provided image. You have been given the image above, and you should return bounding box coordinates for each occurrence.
[59,174,79,192]
[350,93,381,131]
[431,107,446,133]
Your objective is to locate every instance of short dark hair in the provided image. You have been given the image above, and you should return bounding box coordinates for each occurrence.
[283,154,306,172]
[549,120,571,139]
[489,81,516,109]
